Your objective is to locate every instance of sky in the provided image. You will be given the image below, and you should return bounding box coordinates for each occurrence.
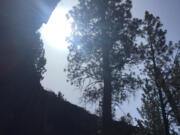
[40,0,180,120]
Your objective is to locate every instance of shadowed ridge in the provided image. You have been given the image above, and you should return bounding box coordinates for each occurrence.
[0,0,59,88]
[0,0,60,32]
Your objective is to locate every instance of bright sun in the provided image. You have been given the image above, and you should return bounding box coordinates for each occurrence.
[40,8,72,50]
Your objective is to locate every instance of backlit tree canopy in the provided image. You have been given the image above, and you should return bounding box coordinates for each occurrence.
[66,0,141,134]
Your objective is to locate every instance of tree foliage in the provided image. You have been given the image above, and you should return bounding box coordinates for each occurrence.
[66,0,141,110]
[136,80,167,135]
[66,0,141,133]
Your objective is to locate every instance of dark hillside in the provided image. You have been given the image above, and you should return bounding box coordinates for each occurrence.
[0,83,136,135]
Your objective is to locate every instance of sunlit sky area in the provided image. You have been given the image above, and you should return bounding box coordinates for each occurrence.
[40,4,73,50]
[40,0,180,120]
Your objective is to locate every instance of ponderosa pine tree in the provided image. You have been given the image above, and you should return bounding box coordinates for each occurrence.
[137,11,180,134]
[66,0,141,134]
[145,11,180,125]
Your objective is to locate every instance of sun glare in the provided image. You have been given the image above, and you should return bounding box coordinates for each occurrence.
[40,8,72,50]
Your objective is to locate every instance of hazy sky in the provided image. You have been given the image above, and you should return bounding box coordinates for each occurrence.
[40,0,180,120]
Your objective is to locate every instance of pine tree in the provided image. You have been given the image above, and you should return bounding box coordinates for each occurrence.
[143,11,180,125]
[66,0,141,134]
[137,11,180,135]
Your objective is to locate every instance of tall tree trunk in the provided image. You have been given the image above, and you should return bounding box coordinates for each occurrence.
[102,46,112,135]
[156,87,170,135]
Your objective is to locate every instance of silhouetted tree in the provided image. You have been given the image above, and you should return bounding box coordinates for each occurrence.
[66,0,141,134]
[136,11,180,135]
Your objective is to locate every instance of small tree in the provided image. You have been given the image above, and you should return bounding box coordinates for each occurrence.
[66,0,141,134]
